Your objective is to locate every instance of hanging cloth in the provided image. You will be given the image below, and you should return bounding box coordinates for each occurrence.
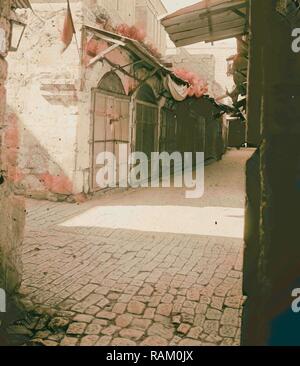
[165,75,188,101]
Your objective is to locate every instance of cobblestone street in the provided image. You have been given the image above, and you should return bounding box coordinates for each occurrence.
[17,149,253,346]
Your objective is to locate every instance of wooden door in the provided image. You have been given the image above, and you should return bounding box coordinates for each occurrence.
[91,91,130,191]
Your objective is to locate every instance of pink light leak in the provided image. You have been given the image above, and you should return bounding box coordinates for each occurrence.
[39,172,73,195]
[115,24,162,59]
[116,24,146,42]
[173,68,209,98]
[4,113,24,183]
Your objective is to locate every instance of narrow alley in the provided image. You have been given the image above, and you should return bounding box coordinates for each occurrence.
[16,149,252,346]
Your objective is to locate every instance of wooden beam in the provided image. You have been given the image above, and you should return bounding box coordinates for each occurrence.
[171,18,245,42]
[231,8,247,18]
[129,67,161,95]
[162,1,247,27]
[88,44,120,67]
[166,10,243,34]
[102,57,143,82]
[174,26,245,46]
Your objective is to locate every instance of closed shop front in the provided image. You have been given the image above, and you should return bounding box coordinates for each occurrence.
[160,105,177,154]
[91,72,130,191]
[227,117,246,148]
[135,84,159,160]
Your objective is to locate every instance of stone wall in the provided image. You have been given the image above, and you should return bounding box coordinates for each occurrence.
[166,38,237,103]
[164,48,216,96]
[0,0,25,304]
[6,0,168,200]
[242,0,300,346]
[6,0,131,200]
[6,1,83,201]
[135,0,167,55]
[91,0,136,26]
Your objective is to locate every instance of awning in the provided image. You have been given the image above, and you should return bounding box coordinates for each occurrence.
[161,0,248,47]
[11,0,32,9]
[83,25,188,86]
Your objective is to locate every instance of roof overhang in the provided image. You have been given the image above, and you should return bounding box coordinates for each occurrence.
[161,0,249,47]
[83,25,188,86]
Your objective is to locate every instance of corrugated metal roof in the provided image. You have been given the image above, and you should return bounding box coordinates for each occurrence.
[161,0,248,47]
[12,0,32,9]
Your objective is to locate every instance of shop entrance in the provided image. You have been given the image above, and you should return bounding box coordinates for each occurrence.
[91,72,130,191]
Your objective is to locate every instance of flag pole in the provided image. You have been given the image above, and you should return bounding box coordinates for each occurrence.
[67,0,80,58]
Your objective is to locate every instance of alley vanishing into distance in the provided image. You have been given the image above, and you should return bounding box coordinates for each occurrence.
[15,149,252,346]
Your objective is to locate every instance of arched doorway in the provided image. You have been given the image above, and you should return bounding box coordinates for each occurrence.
[135,84,158,159]
[91,72,130,191]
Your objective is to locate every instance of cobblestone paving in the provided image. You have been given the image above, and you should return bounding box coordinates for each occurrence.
[17,149,252,346]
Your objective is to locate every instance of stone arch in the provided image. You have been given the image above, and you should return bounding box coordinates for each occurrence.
[136,83,157,104]
[98,72,126,95]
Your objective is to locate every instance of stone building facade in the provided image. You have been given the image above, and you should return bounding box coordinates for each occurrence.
[0,0,25,311]
[6,0,171,201]
[165,38,237,104]
[135,0,167,55]
[164,48,215,95]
